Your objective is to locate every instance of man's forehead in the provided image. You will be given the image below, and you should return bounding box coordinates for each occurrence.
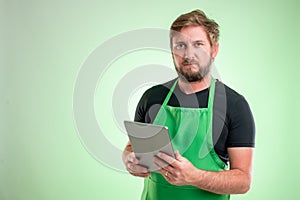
[171,27,208,42]
[172,33,206,42]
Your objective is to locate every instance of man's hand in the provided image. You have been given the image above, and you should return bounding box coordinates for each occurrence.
[154,148,253,194]
[153,151,197,186]
[122,142,150,178]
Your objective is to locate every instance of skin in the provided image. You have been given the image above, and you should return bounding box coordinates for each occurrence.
[122,26,254,194]
[171,26,219,93]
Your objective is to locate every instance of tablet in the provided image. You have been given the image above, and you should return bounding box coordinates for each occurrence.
[124,120,175,172]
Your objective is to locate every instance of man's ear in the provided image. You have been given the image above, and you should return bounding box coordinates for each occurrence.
[212,43,219,59]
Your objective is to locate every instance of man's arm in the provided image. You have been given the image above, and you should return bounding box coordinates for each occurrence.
[153,147,254,194]
[190,147,253,194]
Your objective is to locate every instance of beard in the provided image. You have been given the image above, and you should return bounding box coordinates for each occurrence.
[175,57,213,82]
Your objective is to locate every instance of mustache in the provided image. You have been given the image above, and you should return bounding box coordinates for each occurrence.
[182,59,199,65]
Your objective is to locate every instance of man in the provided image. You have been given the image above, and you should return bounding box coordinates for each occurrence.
[122,9,255,200]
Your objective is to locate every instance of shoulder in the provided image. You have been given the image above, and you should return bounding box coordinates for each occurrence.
[215,80,246,104]
[214,81,252,116]
[222,83,252,116]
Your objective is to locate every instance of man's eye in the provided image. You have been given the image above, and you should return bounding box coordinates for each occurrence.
[175,43,185,50]
[194,42,203,47]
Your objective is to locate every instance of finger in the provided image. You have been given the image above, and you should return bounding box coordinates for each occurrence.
[129,171,150,178]
[156,152,180,168]
[153,156,174,172]
[127,163,149,174]
[127,153,139,164]
[158,167,169,176]
[159,168,175,182]
[129,172,150,178]
[175,150,183,161]
[134,164,149,173]
[165,172,175,182]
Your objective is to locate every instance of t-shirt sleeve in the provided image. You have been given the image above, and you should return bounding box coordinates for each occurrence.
[134,89,150,123]
[227,97,256,147]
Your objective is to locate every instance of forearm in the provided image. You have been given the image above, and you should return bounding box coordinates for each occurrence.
[190,168,251,194]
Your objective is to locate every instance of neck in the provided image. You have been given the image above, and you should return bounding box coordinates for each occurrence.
[178,75,211,94]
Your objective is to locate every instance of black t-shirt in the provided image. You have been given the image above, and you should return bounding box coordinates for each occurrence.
[134,78,255,164]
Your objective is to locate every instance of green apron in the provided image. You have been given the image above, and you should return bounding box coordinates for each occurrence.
[141,77,230,200]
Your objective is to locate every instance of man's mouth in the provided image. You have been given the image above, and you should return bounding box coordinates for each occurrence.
[183,62,197,67]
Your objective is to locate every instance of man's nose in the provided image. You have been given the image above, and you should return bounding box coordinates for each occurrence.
[184,46,194,59]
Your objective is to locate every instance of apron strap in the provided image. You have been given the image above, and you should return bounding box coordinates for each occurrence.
[162,79,178,107]
[207,77,216,110]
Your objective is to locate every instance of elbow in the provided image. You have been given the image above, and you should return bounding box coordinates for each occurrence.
[239,183,251,194]
[239,177,252,194]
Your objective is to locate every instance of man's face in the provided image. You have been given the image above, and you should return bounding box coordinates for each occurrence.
[171,26,218,82]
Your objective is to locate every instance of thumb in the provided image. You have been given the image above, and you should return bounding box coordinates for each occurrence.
[175,150,183,161]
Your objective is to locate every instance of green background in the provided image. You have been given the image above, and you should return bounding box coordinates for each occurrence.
[1,0,299,199]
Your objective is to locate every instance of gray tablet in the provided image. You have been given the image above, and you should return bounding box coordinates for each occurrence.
[124,120,175,172]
